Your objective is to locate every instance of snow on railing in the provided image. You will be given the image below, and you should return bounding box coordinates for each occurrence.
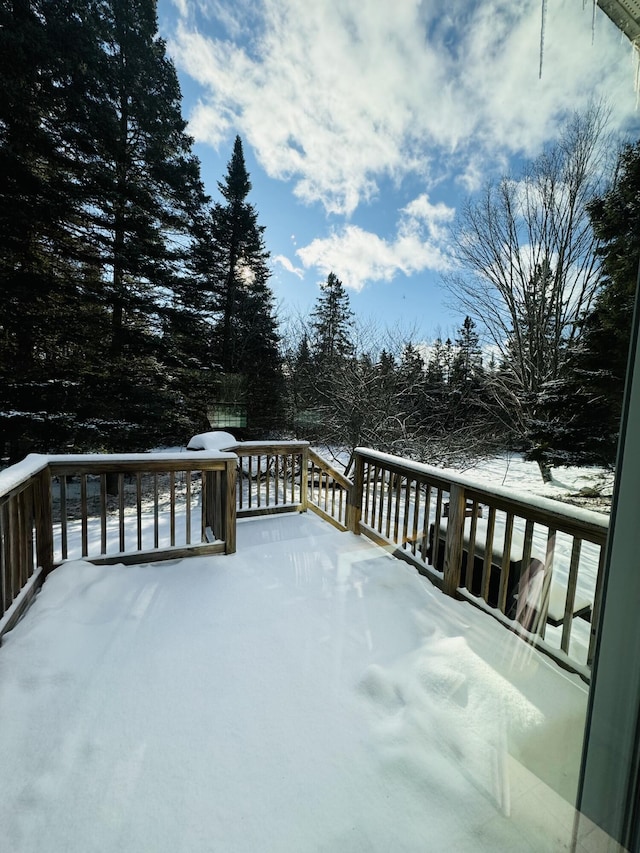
[0,455,51,640]
[0,451,237,641]
[1,441,610,680]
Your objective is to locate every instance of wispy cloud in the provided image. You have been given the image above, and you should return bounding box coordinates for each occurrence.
[168,0,637,216]
[273,254,304,278]
[296,194,455,291]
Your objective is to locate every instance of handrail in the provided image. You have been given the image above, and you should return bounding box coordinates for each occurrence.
[350,448,609,681]
[307,449,352,531]
[0,455,51,640]
[1,442,611,681]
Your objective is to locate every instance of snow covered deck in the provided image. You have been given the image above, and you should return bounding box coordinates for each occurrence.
[0,511,595,852]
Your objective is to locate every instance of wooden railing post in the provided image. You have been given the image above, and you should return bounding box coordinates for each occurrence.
[34,467,54,577]
[300,447,309,512]
[348,451,364,534]
[224,457,237,554]
[443,483,465,597]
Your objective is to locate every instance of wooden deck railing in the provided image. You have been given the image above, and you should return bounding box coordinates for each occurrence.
[224,441,309,517]
[222,442,352,531]
[307,449,351,531]
[0,456,51,640]
[349,448,609,680]
[0,441,611,680]
[0,451,237,641]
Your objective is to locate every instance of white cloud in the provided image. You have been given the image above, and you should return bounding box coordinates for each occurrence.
[167,0,638,216]
[296,194,456,291]
[273,254,304,278]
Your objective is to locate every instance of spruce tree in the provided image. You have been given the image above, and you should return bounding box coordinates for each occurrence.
[309,273,354,380]
[199,135,283,434]
[0,0,109,459]
[0,0,210,455]
[77,0,207,448]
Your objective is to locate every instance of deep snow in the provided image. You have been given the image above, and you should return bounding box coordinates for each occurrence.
[0,512,590,852]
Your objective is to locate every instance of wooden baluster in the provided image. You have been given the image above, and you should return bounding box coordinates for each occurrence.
[0,502,7,615]
[497,512,515,613]
[402,477,411,548]
[225,459,237,554]
[136,472,142,551]
[265,455,271,507]
[561,538,582,654]
[588,546,606,668]
[481,506,496,603]
[466,501,480,593]
[301,449,309,513]
[100,474,107,554]
[420,484,432,563]
[34,468,53,577]
[376,469,385,534]
[170,470,176,547]
[410,481,420,556]
[393,475,402,545]
[185,471,192,545]
[118,473,125,552]
[431,488,443,567]
[81,474,88,557]
[153,473,159,549]
[256,455,262,508]
[538,529,556,639]
[60,476,68,560]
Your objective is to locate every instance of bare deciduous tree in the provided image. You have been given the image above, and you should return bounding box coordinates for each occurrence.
[446,104,614,481]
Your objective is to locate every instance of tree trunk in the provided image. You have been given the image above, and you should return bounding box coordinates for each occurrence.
[537,459,553,483]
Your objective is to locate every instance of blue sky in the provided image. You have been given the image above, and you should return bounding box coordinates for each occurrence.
[157,0,639,342]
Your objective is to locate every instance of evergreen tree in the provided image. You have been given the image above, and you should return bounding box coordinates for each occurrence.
[547,140,640,466]
[451,317,483,387]
[397,343,426,432]
[448,316,486,432]
[286,334,316,434]
[0,0,109,458]
[309,273,354,377]
[78,0,207,448]
[200,135,283,434]
[0,0,210,455]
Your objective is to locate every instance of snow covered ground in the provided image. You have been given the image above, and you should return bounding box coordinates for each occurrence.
[0,511,596,852]
[442,453,614,515]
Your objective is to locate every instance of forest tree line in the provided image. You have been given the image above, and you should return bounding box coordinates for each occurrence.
[1,1,638,475]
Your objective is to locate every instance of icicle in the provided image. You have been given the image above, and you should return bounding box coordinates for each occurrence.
[591,0,596,46]
[634,40,640,110]
[539,0,547,80]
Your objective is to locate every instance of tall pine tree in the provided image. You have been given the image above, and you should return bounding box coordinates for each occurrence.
[0,0,111,459]
[0,0,211,455]
[78,0,207,448]
[309,272,354,388]
[197,136,283,434]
